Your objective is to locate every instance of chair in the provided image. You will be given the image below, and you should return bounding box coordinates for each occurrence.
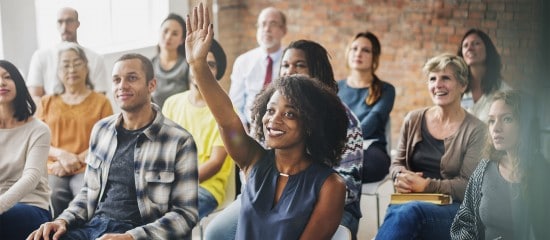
[331,225,352,240]
[198,163,236,239]
[361,118,393,228]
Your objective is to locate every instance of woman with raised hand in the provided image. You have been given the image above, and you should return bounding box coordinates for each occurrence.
[0,60,51,239]
[338,31,395,183]
[37,42,113,218]
[205,39,364,240]
[186,4,348,239]
[375,53,487,240]
[458,28,510,122]
[151,13,190,108]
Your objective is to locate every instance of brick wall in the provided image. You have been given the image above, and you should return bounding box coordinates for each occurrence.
[196,0,543,148]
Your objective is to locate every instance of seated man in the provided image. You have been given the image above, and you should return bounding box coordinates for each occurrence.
[28,53,198,240]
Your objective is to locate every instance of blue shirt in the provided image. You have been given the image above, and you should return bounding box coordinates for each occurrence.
[338,80,395,147]
[236,150,335,239]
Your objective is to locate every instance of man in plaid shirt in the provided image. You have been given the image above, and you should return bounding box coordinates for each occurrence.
[28,53,198,240]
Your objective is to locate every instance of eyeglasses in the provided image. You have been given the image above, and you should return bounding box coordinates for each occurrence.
[58,18,77,25]
[256,21,283,29]
[60,61,85,72]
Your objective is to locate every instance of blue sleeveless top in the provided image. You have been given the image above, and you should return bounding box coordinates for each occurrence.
[236,150,335,239]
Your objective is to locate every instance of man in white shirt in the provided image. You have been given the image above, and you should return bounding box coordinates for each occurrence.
[27,7,108,99]
[228,7,287,127]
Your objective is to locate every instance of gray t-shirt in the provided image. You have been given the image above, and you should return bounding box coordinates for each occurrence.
[480,160,518,239]
[94,125,146,226]
[151,55,189,108]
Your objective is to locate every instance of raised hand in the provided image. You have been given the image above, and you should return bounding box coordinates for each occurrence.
[185,2,214,66]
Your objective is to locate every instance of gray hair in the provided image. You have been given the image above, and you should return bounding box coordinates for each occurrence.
[55,42,94,94]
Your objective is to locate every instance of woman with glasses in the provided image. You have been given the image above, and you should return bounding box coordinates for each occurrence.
[37,42,113,218]
[375,53,487,240]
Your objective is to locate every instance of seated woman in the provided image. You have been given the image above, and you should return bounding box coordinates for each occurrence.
[162,39,233,220]
[0,60,51,239]
[451,90,542,239]
[375,53,487,240]
[338,31,395,183]
[152,13,190,108]
[37,42,113,217]
[204,39,364,239]
[187,4,348,239]
[458,28,510,122]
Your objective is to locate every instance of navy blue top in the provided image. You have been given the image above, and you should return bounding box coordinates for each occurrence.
[236,150,335,239]
[337,79,395,147]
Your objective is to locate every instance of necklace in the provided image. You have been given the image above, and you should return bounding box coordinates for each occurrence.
[279,172,290,177]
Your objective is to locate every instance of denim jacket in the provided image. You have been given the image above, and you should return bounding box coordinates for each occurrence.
[58,106,198,239]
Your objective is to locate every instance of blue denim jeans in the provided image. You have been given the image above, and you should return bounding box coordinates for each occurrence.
[199,186,219,220]
[60,215,134,240]
[0,203,51,240]
[204,194,241,240]
[340,209,359,240]
[375,202,460,240]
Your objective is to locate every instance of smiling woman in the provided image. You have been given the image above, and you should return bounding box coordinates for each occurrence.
[185,4,350,239]
[375,53,487,240]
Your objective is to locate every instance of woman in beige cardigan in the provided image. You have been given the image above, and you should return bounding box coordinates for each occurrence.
[0,60,51,239]
[375,53,487,240]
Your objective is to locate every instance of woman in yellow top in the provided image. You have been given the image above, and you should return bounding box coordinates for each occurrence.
[163,39,232,219]
[37,42,113,218]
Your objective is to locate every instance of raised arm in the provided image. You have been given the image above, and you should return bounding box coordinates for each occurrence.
[185,3,262,171]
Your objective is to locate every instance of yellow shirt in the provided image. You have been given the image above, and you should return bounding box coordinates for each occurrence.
[163,91,233,205]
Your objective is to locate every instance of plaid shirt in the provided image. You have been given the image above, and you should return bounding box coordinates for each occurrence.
[58,105,198,239]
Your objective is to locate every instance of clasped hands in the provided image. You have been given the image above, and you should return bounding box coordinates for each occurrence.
[49,149,84,177]
[393,168,429,193]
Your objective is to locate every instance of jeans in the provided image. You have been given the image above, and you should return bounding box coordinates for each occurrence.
[60,215,134,240]
[199,186,219,220]
[375,202,460,240]
[49,172,85,217]
[0,203,51,240]
[340,209,360,240]
[363,142,390,183]
[204,194,241,240]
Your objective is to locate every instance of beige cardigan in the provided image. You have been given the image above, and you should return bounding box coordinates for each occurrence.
[0,118,51,213]
[390,108,487,202]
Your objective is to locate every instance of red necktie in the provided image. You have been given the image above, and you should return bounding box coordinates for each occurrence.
[263,56,273,88]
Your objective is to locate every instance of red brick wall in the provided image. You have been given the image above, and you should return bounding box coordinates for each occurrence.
[195,0,542,148]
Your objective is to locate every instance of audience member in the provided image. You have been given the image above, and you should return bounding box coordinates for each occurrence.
[163,39,232,220]
[375,53,487,240]
[151,13,190,108]
[451,90,546,239]
[0,60,51,240]
[450,90,520,239]
[37,43,113,218]
[27,7,109,100]
[458,28,510,122]
[338,31,395,183]
[27,53,198,240]
[204,39,364,239]
[186,4,347,239]
[229,6,287,128]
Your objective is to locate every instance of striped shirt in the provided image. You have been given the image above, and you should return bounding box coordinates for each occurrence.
[58,105,198,240]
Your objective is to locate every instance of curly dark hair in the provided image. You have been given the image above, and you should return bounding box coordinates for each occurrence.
[457,28,502,94]
[250,75,348,167]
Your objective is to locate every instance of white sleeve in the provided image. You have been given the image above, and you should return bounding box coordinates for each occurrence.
[228,56,247,124]
[26,50,45,88]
